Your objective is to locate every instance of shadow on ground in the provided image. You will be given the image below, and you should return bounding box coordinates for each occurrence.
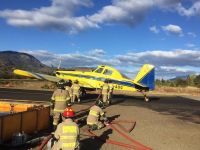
[111,94,200,124]
[1,88,199,124]
[76,93,200,124]
[81,129,112,150]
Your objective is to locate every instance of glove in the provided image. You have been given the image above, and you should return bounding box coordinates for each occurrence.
[104,117,110,125]
[52,135,58,142]
[104,117,108,122]
[104,121,110,125]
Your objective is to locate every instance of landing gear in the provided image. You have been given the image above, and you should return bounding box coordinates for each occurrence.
[81,87,87,97]
[144,96,149,102]
[140,90,150,102]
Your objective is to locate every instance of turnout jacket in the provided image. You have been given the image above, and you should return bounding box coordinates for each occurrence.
[54,118,79,150]
[51,89,71,112]
[87,105,105,125]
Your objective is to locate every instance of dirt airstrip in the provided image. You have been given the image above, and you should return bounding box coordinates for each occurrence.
[0,88,199,150]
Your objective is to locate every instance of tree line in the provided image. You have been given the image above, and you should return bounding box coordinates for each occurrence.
[156,74,200,87]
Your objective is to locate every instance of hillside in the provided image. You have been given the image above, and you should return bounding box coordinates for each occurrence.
[0,51,53,78]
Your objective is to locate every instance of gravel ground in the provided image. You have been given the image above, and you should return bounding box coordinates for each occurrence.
[0,88,199,150]
[71,97,200,150]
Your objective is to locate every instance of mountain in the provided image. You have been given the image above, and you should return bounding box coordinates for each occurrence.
[170,75,189,81]
[62,67,95,72]
[0,51,53,78]
[170,74,197,81]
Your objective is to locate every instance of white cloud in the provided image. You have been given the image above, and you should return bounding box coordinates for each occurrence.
[89,0,155,26]
[19,49,200,79]
[149,26,159,34]
[116,49,200,67]
[0,0,97,33]
[156,66,196,79]
[0,0,192,33]
[176,1,200,17]
[160,66,190,73]
[1,0,199,34]
[186,43,196,48]
[20,49,119,68]
[162,24,183,36]
[89,49,106,57]
[187,32,197,38]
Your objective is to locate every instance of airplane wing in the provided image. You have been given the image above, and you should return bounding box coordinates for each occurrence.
[78,80,96,89]
[13,69,60,82]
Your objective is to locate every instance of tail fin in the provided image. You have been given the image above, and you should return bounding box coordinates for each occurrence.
[134,64,155,90]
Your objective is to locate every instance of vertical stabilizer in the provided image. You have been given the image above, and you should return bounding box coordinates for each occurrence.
[134,64,155,90]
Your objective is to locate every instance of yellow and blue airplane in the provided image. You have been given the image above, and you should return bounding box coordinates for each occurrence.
[13,64,155,101]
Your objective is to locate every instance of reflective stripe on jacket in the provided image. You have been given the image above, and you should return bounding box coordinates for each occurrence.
[54,118,79,150]
[87,105,104,125]
[109,84,114,92]
[51,89,70,113]
[71,84,80,95]
[102,83,109,95]
[65,86,72,97]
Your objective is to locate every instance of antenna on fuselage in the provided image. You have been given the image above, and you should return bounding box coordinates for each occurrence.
[57,56,62,70]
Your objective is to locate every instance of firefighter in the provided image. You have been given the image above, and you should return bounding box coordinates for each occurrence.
[65,80,72,101]
[108,80,114,104]
[52,107,80,150]
[87,100,108,130]
[71,80,81,103]
[51,79,71,130]
[101,79,110,105]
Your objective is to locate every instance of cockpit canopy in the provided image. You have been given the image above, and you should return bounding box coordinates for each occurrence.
[93,65,129,79]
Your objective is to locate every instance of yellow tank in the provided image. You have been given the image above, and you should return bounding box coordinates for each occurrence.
[0,100,50,142]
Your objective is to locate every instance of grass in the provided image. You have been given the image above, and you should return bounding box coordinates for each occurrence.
[0,80,199,96]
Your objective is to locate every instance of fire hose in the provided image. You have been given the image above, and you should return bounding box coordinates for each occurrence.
[107,123,152,150]
[38,134,52,150]
[81,119,152,150]
[85,129,139,149]
[111,120,136,133]
[38,93,152,150]
[38,120,151,150]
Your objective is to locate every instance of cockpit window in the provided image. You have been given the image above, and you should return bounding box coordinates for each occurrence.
[95,68,104,73]
[103,69,112,75]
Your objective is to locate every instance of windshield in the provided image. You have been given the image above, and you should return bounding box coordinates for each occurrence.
[103,69,113,75]
[95,67,104,73]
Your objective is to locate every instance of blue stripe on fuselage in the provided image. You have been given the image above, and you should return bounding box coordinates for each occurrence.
[58,72,135,88]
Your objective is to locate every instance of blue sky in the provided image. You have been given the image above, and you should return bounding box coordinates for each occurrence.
[0,0,200,79]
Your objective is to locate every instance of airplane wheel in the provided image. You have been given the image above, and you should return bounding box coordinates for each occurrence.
[144,97,149,102]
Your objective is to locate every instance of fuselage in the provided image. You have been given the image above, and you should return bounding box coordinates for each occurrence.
[55,65,138,92]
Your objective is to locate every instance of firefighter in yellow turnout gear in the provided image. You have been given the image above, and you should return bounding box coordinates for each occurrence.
[108,80,114,104]
[51,80,71,130]
[101,79,110,105]
[52,108,80,150]
[65,81,72,101]
[87,100,108,130]
[71,80,81,103]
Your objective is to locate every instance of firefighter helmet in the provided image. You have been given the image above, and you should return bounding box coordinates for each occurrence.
[63,107,75,118]
[57,79,65,89]
[74,80,79,84]
[65,80,71,87]
[95,99,104,108]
